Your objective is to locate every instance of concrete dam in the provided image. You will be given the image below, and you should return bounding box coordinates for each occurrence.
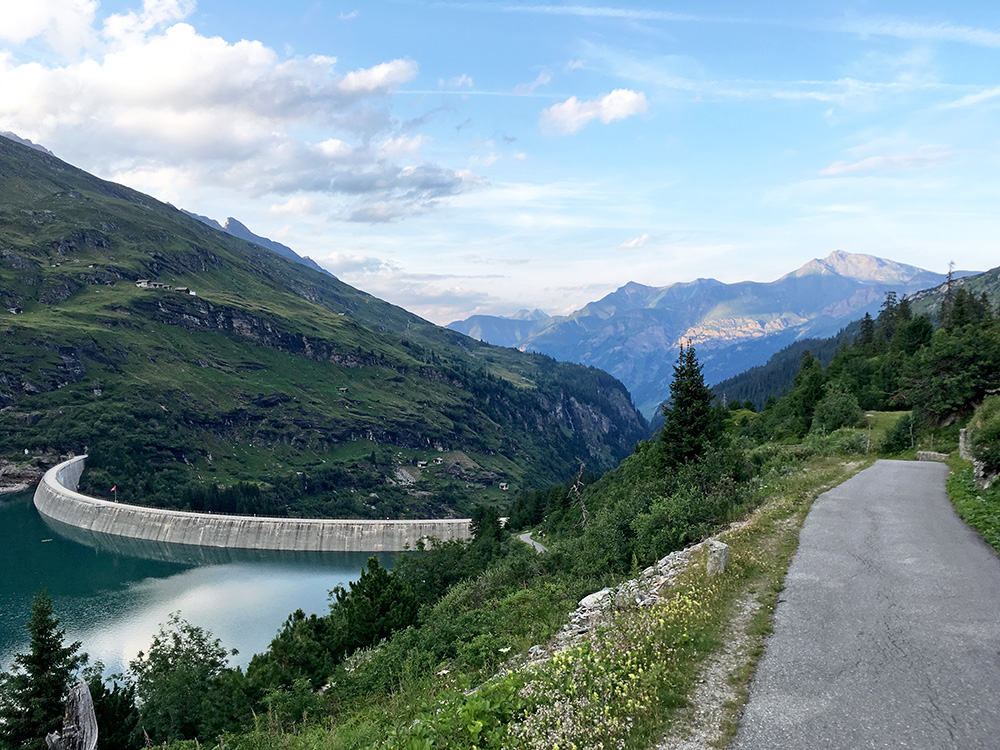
[34,456,472,552]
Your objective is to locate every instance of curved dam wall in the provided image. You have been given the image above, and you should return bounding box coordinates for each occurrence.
[34,456,472,552]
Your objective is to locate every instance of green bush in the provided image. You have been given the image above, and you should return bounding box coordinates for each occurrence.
[882,412,915,453]
[969,396,1000,472]
[811,383,862,435]
[806,427,868,455]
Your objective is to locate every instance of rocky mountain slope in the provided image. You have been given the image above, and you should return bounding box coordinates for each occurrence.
[181,209,335,279]
[711,263,1000,410]
[450,252,965,417]
[0,136,646,517]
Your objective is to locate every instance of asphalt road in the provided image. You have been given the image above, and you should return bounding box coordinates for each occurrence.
[732,459,1000,749]
[519,531,548,553]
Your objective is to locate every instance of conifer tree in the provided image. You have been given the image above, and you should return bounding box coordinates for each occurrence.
[0,592,86,750]
[857,313,875,347]
[660,343,720,466]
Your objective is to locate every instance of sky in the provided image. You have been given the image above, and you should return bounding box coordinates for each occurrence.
[2,1,1000,324]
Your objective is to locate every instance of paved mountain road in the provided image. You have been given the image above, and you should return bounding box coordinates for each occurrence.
[732,460,1000,749]
[519,531,548,553]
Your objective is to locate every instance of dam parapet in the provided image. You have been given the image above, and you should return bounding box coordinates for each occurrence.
[34,456,471,552]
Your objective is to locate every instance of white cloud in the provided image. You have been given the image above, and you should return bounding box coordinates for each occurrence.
[269,196,317,217]
[942,85,1000,109]
[469,152,498,168]
[338,10,359,21]
[445,73,473,88]
[513,71,551,95]
[821,146,951,176]
[540,89,648,135]
[317,139,352,158]
[618,233,649,251]
[103,0,195,47]
[0,0,98,56]
[322,251,399,275]
[338,59,417,95]
[0,9,479,223]
[378,134,428,158]
[838,18,1000,48]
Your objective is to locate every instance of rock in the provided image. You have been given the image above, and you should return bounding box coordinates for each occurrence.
[974,460,997,490]
[578,587,613,610]
[917,451,949,462]
[959,429,975,462]
[706,540,730,577]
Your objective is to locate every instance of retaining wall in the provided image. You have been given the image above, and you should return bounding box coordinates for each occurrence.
[34,456,471,552]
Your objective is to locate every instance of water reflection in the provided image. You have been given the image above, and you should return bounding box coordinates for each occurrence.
[1,492,391,675]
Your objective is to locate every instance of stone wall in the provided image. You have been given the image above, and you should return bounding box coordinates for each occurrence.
[34,457,471,552]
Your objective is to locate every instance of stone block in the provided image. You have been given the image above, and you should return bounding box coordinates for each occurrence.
[706,540,730,577]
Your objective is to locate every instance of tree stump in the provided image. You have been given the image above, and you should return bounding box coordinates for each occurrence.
[45,681,98,750]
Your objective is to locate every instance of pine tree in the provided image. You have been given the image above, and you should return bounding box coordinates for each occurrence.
[0,592,86,750]
[857,313,875,347]
[659,343,720,466]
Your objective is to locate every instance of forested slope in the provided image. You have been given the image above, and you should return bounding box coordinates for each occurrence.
[0,136,646,517]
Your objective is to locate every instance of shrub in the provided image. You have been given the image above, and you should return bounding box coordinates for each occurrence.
[882,412,915,453]
[969,396,1000,472]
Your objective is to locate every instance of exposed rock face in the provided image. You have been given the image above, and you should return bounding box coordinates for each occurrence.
[0,459,46,493]
[449,251,958,416]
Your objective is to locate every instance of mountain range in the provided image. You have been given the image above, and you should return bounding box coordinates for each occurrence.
[0,134,646,516]
[449,252,971,417]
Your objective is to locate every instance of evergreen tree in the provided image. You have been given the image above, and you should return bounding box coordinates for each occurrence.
[0,592,86,750]
[470,504,503,543]
[85,672,140,750]
[857,313,875,347]
[787,351,827,435]
[660,344,721,466]
[875,291,900,343]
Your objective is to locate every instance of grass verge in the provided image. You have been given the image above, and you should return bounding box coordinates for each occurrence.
[367,455,869,750]
[946,457,1000,553]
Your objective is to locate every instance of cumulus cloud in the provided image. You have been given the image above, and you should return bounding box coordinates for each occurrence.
[0,3,480,223]
[820,145,951,175]
[103,0,195,47]
[618,233,649,251]
[0,0,98,56]
[339,59,417,95]
[540,89,648,135]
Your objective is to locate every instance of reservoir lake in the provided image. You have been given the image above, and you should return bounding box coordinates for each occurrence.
[1,490,391,675]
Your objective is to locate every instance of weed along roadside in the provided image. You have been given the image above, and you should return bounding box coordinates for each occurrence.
[379,456,868,750]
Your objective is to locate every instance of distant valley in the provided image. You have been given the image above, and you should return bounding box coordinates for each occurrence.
[449,252,973,417]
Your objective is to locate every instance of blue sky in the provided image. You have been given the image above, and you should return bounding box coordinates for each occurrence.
[2,1,999,322]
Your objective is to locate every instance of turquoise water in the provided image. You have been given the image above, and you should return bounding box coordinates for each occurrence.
[0,491,390,674]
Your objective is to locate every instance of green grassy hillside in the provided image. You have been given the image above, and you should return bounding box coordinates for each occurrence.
[0,136,646,517]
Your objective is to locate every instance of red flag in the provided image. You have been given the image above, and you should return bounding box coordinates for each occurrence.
[111,485,116,492]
